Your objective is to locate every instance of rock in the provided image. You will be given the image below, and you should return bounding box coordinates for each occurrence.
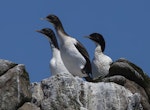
[30,82,44,107]
[0,59,17,76]
[127,93,143,110]
[18,102,40,110]
[33,73,142,110]
[0,59,149,110]
[0,60,31,110]
[108,58,150,101]
[102,75,150,110]
[109,60,144,87]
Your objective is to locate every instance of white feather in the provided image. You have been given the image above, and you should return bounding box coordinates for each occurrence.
[92,45,113,79]
[50,48,69,75]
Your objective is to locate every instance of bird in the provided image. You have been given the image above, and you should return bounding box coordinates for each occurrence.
[43,14,92,81]
[36,28,70,75]
[85,33,113,80]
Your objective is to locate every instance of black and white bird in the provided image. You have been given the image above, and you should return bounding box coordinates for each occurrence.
[37,28,69,75]
[86,33,113,80]
[44,14,92,80]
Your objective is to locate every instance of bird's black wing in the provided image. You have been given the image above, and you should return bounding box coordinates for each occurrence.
[74,40,92,76]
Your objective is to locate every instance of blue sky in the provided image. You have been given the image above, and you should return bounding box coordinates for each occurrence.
[1,1,150,82]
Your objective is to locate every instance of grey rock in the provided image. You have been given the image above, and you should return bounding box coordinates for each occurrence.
[102,75,127,86]
[18,102,40,110]
[109,60,144,86]
[0,59,17,76]
[0,59,149,110]
[38,73,142,110]
[108,58,150,101]
[0,61,31,110]
[127,93,143,110]
[30,82,44,107]
[102,75,150,110]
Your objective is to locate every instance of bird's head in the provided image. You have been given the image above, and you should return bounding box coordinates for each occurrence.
[36,28,59,49]
[45,14,61,27]
[85,33,105,52]
[36,28,55,39]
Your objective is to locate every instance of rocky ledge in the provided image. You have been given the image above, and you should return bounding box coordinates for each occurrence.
[0,59,150,110]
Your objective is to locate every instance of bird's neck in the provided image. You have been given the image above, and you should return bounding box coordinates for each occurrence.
[48,37,60,57]
[94,45,104,60]
[55,23,69,43]
[95,45,103,54]
[48,37,59,50]
[51,46,60,58]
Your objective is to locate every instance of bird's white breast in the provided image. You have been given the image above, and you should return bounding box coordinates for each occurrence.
[92,46,112,79]
[50,48,69,75]
[60,37,87,77]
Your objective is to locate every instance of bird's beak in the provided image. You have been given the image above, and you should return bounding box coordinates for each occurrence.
[36,30,43,34]
[40,17,49,21]
[40,17,53,23]
[84,36,93,40]
[84,36,96,43]
[84,36,91,39]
